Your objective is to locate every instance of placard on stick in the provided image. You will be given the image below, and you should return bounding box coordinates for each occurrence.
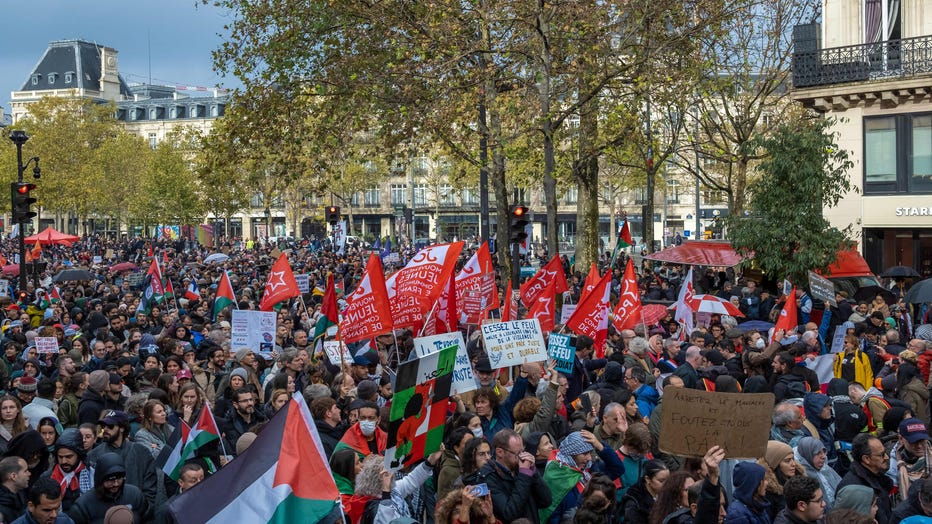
[659,388,774,459]
[808,271,837,307]
[480,319,548,369]
[34,337,60,354]
[547,333,576,374]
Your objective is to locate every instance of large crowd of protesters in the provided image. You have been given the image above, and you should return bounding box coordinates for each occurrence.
[0,234,929,524]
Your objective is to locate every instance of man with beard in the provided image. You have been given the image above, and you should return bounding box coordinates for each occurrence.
[220,388,267,456]
[68,453,147,524]
[86,411,156,509]
[40,430,92,512]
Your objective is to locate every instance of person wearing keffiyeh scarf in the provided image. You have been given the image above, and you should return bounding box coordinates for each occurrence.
[42,428,93,512]
[888,417,932,505]
[539,430,626,524]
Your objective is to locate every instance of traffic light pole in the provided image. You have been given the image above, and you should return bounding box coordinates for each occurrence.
[9,131,39,294]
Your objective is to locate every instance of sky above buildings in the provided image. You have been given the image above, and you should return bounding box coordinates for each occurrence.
[1,0,242,112]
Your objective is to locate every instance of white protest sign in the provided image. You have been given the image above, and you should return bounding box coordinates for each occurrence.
[0,279,8,297]
[333,221,347,255]
[295,274,310,294]
[414,332,477,394]
[93,256,102,265]
[231,309,277,355]
[560,304,576,325]
[34,337,59,354]
[830,325,847,353]
[481,318,548,369]
[323,340,353,366]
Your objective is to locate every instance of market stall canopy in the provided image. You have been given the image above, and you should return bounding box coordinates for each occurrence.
[817,249,874,278]
[24,227,80,246]
[643,241,747,267]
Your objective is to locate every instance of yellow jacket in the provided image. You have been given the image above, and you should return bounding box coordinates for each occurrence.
[833,349,874,390]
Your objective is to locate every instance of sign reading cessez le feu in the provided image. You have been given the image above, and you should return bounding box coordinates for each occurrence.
[481,318,548,369]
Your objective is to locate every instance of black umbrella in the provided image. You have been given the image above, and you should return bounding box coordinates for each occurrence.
[853,285,896,305]
[881,265,921,278]
[905,278,932,304]
[52,269,95,282]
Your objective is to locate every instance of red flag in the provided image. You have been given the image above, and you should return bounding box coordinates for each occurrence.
[520,255,568,308]
[435,273,458,334]
[612,260,643,332]
[619,220,633,247]
[773,288,798,343]
[259,254,301,311]
[163,251,170,264]
[147,244,154,258]
[566,271,612,357]
[147,259,165,297]
[580,263,600,303]
[456,242,499,324]
[385,242,464,329]
[502,281,517,321]
[341,254,393,343]
[526,279,556,332]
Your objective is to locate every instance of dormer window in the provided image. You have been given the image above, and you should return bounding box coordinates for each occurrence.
[48,73,57,85]
[64,72,73,84]
[31,75,41,86]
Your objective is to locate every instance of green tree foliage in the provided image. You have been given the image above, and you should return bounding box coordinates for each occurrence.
[726,117,854,284]
[129,129,204,227]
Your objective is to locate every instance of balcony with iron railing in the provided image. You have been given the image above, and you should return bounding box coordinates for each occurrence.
[792,24,932,89]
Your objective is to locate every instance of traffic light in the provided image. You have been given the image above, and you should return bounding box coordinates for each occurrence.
[10,182,37,224]
[510,205,529,244]
[326,205,340,225]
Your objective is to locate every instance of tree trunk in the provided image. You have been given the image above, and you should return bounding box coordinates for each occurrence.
[537,1,558,257]
[574,73,600,271]
[732,157,748,215]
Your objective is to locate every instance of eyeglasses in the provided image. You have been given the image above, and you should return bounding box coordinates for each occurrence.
[870,451,889,458]
[807,497,825,505]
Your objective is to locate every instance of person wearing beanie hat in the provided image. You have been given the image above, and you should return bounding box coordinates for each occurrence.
[44,428,93,511]
[236,432,258,456]
[726,461,770,523]
[70,453,146,524]
[77,370,113,425]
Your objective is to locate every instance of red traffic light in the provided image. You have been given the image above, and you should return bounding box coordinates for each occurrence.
[328,206,337,213]
[511,205,529,218]
[15,183,35,194]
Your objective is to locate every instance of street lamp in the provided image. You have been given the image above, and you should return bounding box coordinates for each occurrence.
[9,130,40,294]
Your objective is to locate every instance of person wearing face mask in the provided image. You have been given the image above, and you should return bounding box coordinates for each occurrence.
[539,430,624,524]
[333,401,386,458]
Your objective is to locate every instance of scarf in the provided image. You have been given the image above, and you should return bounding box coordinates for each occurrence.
[50,462,85,495]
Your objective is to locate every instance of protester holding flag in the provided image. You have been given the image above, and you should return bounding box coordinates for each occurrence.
[353,449,442,524]
[539,430,625,523]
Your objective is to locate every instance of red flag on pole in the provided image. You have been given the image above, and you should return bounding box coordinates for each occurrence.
[340,254,393,343]
[147,258,164,297]
[502,281,517,321]
[520,255,568,308]
[565,271,612,357]
[526,279,556,333]
[456,242,499,324]
[385,242,464,329]
[612,260,643,332]
[434,272,458,334]
[772,288,798,343]
[259,254,301,311]
[580,263,600,303]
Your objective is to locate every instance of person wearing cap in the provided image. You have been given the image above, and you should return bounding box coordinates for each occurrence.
[14,378,38,411]
[837,433,895,523]
[86,411,157,509]
[68,452,148,524]
[21,378,57,430]
[40,428,92,512]
[888,417,932,498]
[540,430,625,523]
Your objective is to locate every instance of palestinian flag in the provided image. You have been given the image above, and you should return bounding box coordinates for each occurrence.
[539,462,583,523]
[610,219,634,264]
[384,344,457,471]
[138,259,166,315]
[48,286,62,304]
[169,394,338,523]
[213,270,237,321]
[312,274,339,349]
[164,278,176,300]
[157,403,222,481]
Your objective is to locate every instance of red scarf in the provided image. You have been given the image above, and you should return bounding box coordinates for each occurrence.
[50,462,85,494]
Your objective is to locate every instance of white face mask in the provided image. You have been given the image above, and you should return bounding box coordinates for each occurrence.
[359,420,378,436]
[756,338,766,349]
[471,427,484,439]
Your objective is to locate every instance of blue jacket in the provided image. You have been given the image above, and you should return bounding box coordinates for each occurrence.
[479,376,529,438]
[11,512,74,524]
[724,462,772,524]
[634,384,659,419]
[547,441,626,524]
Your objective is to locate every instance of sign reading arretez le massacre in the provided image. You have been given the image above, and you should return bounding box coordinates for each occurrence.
[659,388,774,459]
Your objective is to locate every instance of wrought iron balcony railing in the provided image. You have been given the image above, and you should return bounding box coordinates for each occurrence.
[792,34,932,88]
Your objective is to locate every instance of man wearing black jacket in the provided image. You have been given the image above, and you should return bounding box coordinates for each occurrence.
[479,429,552,524]
[310,396,345,458]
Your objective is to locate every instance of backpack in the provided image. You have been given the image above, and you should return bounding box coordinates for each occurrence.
[361,498,380,524]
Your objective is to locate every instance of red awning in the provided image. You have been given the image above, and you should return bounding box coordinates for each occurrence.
[643,241,747,267]
[24,227,80,246]
[818,249,874,277]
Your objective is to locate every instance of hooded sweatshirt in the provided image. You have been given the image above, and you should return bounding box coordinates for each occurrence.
[802,392,837,466]
[68,452,147,524]
[724,462,771,524]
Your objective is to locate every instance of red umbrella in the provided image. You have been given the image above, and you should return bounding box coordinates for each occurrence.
[109,262,137,272]
[641,304,670,325]
[689,294,745,317]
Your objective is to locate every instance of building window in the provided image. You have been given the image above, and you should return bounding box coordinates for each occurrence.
[462,188,479,205]
[633,187,648,205]
[211,105,218,117]
[64,72,73,84]
[364,186,380,207]
[150,109,157,120]
[148,133,157,149]
[31,75,40,86]
[349,193,360,206]
[865,117,897,184]
[864,113,932,193]
[390,184,407,206]
[666,179,680,204]
[702,189,726,205]
[564,187,578,204]
[439,185,456,206]
[250,193,264,208]
[414,183,428,207]
[47,73,56,85]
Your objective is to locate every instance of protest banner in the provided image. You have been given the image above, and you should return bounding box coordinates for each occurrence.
[830,325,847,353]
[231,309,277,355]
[808,271,837,307]
[547,333,575,374]
[413,332,477,394]
[480,318,548,369]
[295,274,310,294]
[659,388,774,458]
[333,221,347,255]
[0,279,8,297]
[386,242,463,329]
[93,256,103,265]
[35,337,59,354]
[322,340,352,366]
[385,345,457,471]
[560,304,576,325]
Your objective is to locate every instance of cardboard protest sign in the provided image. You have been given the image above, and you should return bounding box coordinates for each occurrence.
[659,388,774,459]
[295,274,310,294]
[231,309,277,355]
[547,333,576,374]
[385,344,457,471]
[808,271,836,307]
[480,318,548,369]
[35,337,60,354]
[413,332,477,394]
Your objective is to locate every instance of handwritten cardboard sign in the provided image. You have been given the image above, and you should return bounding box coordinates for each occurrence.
[808,271,837,307]
[547,333,576,374]
[322,340,353,366]
[659,388,774,459]
[34,337,60,354]
[481,318,548,369]
[414,332,477,394]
